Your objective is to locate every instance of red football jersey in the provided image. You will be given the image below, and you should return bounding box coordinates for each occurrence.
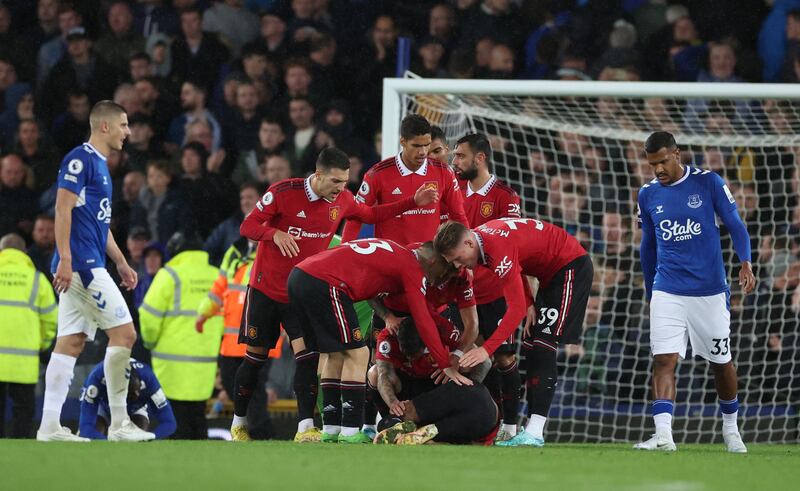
[461,175,522,305]
[296,238,451,368]
[472,217,587,355]
[383,242,475,313]
[240,177,416,302]
[341,154,468,244]
[375,315,461,378]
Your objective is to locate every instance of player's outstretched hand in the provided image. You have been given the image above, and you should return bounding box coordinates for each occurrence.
[117,262,138,290]
[459,347,489,368]
[443,366,473,386]
[384,313,406,335]
[195,316,207,333]
[273,230,300,257]
[739,261,756,295]
[388,400,405,417]
[53,259,72,294]
[413,183,439,206]
[523,304,536,337]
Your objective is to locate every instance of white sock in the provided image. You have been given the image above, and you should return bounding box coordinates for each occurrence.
[232,415,247,428]
[654,413,673,437]
[362,424,376,433]
[524,414,547,439]
[722,411,739,434]
[501,423,518,436]
[323,425,341,435]
[40,353,77,433]
[104,346,132,430]
[340,426,359,437]
[297,418,314,433]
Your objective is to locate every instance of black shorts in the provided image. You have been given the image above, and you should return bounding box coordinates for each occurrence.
[396,371,437,400]
[413,383,498,444]
[524,254,593,348]
[476,297,518,355]
[239,287,301,348]
[287,268,365,353]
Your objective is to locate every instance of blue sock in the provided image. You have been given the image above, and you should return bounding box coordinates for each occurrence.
[652,399,674,416]
[718,397,738,414]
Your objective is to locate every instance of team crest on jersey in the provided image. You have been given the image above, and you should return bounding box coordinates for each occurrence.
[248,327,257,339]
[329,206,340,222]
[687,194,702,209]
[423,181,438,192]
[480,201,494,218]
[352,329,362,341]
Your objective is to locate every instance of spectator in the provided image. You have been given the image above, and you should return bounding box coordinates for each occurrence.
[204,181,261,266]
[133,76,177,144]
[171,6,230,93]
[39,26,121,123]
[0,83,35,149]
[36,2,83,87]
[594,19,640,77]
[669,16,707,82]
[572,290,611,395]
[50,90,91,154]
[253,9,289,62]
[262,155,292,184]
[165,80,223,156]
[238,43,273,89]
[128,52,153,82]
[758,0,800,82]
[428,3,458,54]
[782,9,800,82]
[126,226,152,278]
[459,0,525,49]
[317,99,376,166]
[146,33,173,78]
[113,172,146,254]
[26,215,56,280]
[132,242,165,309]
[126,113,160,172]
[22,0,61,58]
[309,33,341,102]
[286,96,319,176]
[130,160,194,243]
[177,142,235,237]
[202,0,260,56]
[94,1,146,74]
[13,119,58,195]
[413,36,448,78]
[0,154,37,238]
[133,0,180,39]
[699,40,742,83]
[274,57,314,113]
[486,43,515,79]
[222,79,263,154]
[287,0,329,42]
[185,118,227,174]
[232,116,289,185]
[353,15,397,135]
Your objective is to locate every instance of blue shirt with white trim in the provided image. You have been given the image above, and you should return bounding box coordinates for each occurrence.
[51,143,113,273]
[637,165,749,297]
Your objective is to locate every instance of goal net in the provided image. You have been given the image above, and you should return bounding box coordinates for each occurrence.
[383,78,800,444]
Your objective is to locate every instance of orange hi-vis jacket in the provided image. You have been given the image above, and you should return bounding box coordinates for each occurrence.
[198,241,282,358]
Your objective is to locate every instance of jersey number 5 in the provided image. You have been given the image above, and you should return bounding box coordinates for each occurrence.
[348,239,394,255]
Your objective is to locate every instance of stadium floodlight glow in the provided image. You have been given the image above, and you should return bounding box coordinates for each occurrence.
[383,76,800,443]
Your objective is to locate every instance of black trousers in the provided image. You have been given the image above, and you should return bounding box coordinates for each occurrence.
[170,401,207,440]
[0,382,35,438]
[219,355,273,439]
[414,383,498,444]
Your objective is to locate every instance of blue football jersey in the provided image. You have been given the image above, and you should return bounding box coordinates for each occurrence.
[637,166,739,296]
[51,143,113,273]
[79,359,169,417]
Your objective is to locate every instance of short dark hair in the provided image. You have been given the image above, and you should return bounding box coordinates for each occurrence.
[289,95,313,108]
[240,181,262,195]
[316,147,350,171]
[433,220,469,255]
[146,160,172,177]
[89,100,126,130]
[260,115,283,129]
[789,8,800,22]
[456,133,492,160]
[241,43,268,60]
[179,5,203,18]
[129,52,151,64]
[397,318,424,357]
[644,131,677,154]
[400,114,431,140]
[430,125,446,143]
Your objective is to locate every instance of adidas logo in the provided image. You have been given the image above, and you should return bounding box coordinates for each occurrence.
[392,187,402,195]
[323,404,336,412]
[296,210,306,218]
[341,402,353,409]
[541,326,552,334]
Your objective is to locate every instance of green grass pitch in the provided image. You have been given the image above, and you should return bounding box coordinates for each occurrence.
[2,440,798,491]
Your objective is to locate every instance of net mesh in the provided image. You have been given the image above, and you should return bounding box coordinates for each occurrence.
[400,86,800,444]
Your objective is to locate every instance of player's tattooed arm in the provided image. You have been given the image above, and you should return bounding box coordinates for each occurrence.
[376,360,404,416]
[368,297,405,334]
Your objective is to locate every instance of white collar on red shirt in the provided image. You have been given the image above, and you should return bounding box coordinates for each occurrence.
[466,174,496,197]
[304,175,321,202]
[395,153,428,176]
[473,231,486,265]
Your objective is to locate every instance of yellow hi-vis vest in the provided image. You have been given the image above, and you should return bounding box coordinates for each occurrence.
[0,249,57,384]
[139,250,222,401]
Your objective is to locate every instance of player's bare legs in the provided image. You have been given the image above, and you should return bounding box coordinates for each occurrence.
[320,353,344,441]
[634,353,678,451]
[711,360,746,453]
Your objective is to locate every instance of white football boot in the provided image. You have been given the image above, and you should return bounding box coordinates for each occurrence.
[108,419,156,442]
[633,432,677,451]
[36,426,90,442]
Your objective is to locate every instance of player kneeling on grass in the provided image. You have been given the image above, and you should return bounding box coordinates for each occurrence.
[371,318,495,445]
[288,238,472,443]
[79,359,176,440]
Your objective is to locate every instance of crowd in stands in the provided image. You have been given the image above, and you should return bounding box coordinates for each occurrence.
[0,0,798,435]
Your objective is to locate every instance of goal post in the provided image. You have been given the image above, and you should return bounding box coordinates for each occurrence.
[382,77,800,444]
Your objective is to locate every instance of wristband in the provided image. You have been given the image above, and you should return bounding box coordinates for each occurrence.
[452,350,464,358]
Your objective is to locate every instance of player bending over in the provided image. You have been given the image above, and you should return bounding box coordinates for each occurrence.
[635,131,754,453]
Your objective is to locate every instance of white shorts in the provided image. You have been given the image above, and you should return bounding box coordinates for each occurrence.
[57,268,133,340]
[649,290,732,363]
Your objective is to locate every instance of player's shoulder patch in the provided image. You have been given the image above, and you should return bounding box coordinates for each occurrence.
[150,388,168,409]
[378,340,392,356]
